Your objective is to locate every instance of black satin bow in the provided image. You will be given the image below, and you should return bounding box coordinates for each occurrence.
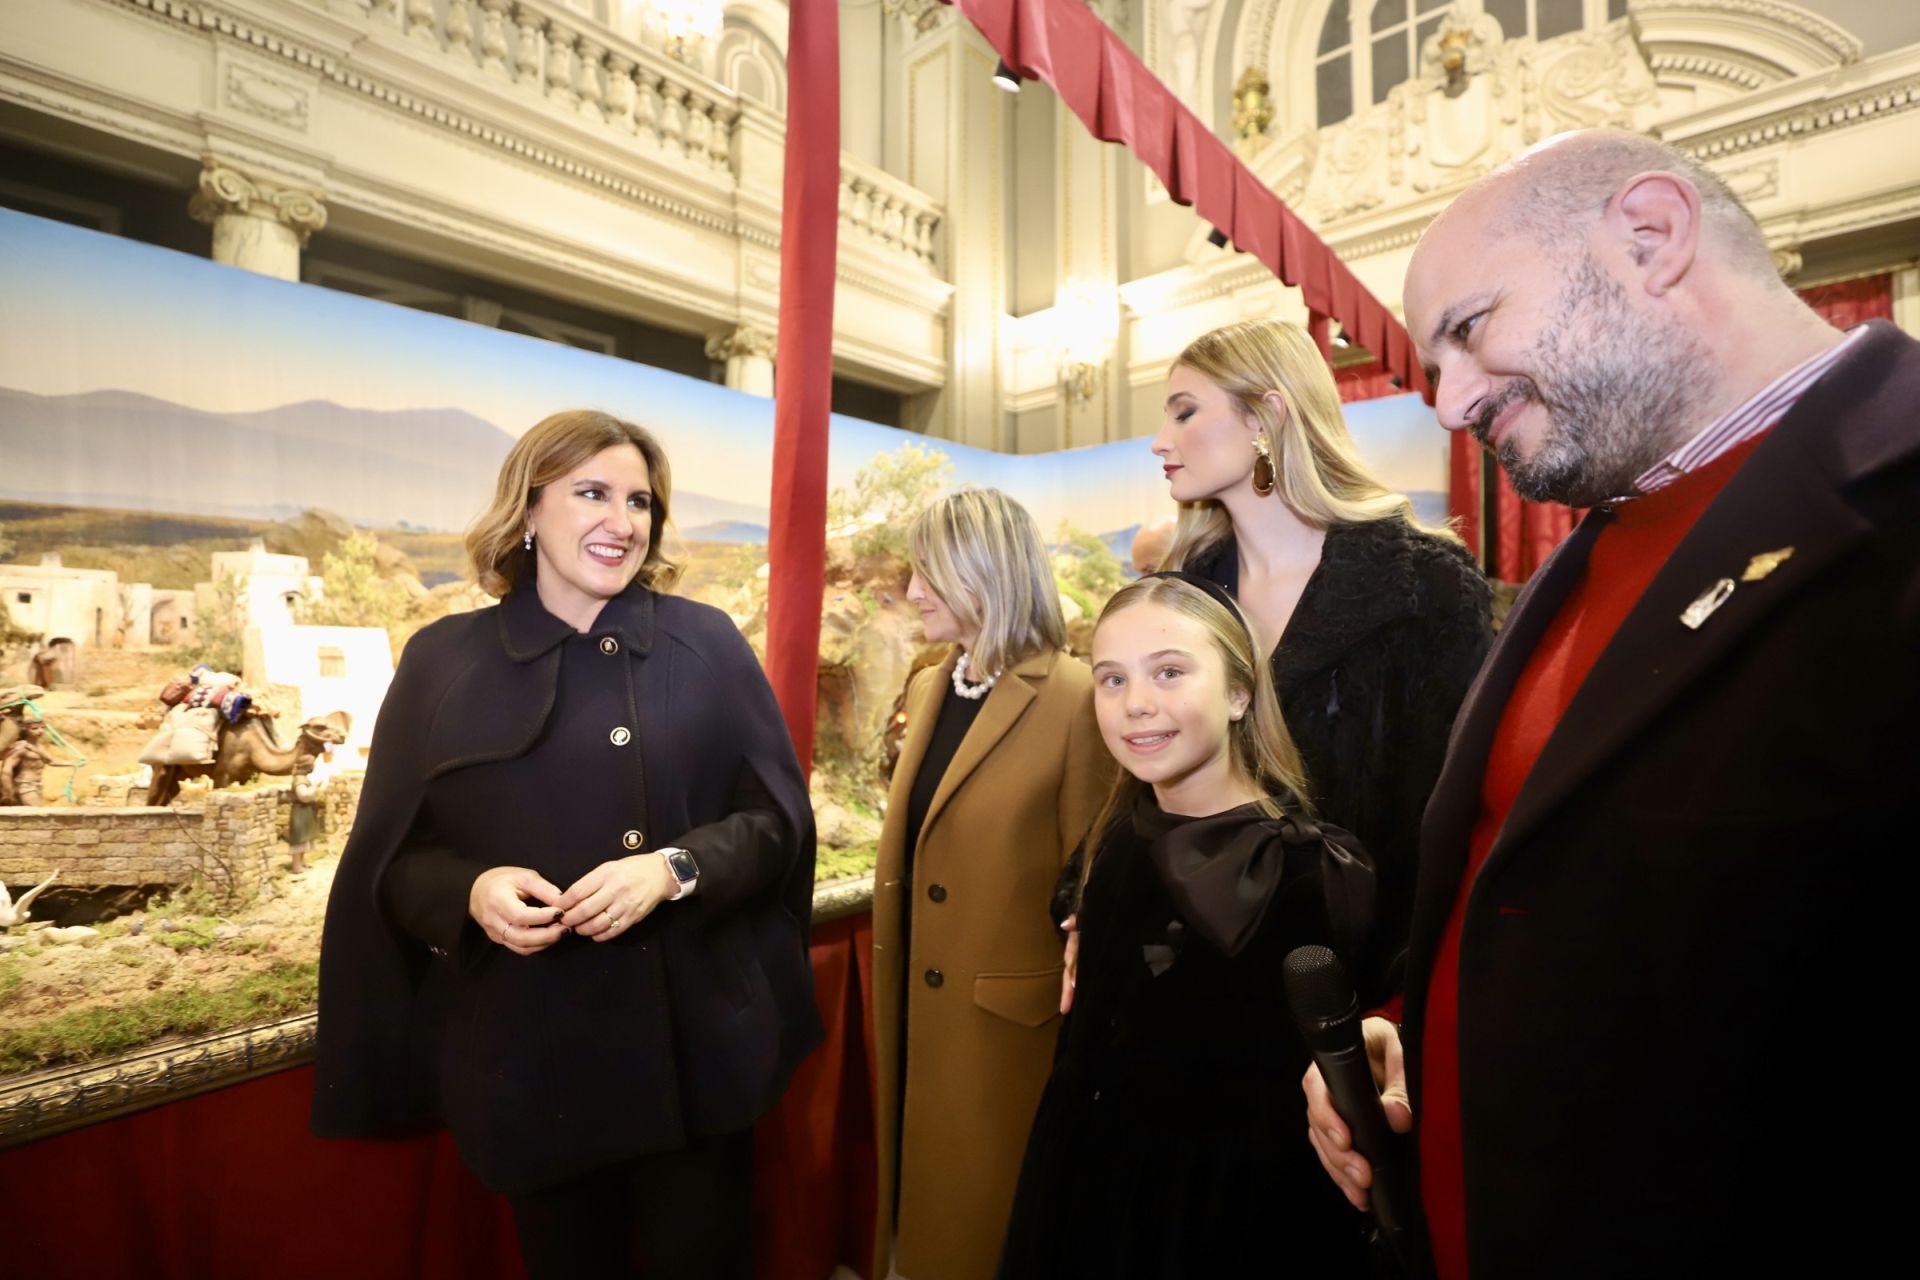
[1135,797,1375,961]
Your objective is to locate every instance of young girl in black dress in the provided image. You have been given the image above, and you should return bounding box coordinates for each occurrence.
[998,573,1377,1278]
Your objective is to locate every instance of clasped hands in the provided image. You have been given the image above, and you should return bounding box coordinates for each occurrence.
[468,855,678,957]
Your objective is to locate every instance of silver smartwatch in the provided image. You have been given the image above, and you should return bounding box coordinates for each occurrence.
[660,846,699,900]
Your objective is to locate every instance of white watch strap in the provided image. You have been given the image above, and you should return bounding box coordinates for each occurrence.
[661,846,697,900]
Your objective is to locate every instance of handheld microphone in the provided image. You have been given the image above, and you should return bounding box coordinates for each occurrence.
[1283,944,1430,1278]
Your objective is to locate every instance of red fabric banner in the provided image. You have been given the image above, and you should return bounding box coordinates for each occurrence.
[1448,431,1483,567]
[1799,272,1893,330]
[946,0,1428,398]
[0,914,878,1280]
[1331,357,1403,404]
[1486,465,1577,582]
[764,0,841,773]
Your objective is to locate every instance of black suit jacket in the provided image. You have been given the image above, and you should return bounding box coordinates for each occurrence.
[311,581,823,1193]
[1403,321,1920,1275]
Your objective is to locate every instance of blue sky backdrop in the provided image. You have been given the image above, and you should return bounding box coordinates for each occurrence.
[0,208,1449,537]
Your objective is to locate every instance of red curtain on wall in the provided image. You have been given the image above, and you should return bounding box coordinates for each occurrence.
[1799,272,1893,329]
[1490,472,1577,583]
[0,913,878,1280]
[1333,356,1404,403]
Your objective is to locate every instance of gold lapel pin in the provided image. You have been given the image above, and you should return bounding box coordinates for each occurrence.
[1680,577,1736,630]
[1742,546,1795,582]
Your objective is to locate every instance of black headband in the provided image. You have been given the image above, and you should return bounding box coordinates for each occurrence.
[1141,570,1257,646]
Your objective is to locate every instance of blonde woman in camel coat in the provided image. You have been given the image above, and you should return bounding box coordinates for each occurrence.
[872,489,1114,1280]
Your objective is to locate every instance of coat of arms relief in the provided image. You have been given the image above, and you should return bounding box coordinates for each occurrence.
[1291,6,1659,228]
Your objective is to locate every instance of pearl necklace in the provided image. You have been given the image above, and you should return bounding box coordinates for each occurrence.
[951,653,1000,700]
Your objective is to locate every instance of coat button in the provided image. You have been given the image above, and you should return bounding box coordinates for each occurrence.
[924,968,944,988]
[927,883,947,903]
[609,727,631,746]
[599,637,619,655]
[622,829,642,850]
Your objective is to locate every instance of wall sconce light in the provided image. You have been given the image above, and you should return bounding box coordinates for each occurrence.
[647,0,725,63]
[992,59,1024,92]
[1054,278,1118,406]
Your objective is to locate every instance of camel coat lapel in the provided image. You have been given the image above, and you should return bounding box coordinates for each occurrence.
[913,649,1047,857]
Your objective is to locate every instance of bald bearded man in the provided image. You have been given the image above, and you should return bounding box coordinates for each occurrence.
[1303,129,1920,1276]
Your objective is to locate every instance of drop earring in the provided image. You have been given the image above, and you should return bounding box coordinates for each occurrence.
[524,529,533,551]
[1251,435,1276,497]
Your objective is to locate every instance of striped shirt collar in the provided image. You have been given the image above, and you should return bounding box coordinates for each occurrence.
[1629,326,1865,498]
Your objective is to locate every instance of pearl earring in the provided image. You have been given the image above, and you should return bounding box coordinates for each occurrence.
[524,529,533,551]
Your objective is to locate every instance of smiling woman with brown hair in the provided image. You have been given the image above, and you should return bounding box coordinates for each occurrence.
[314,409,822,1280]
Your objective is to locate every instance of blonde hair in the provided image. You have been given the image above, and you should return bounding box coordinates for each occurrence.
[1076,575,1310,906]
[1160,319,1457,572]
[907,488,1067,679]
[466,409,682,598]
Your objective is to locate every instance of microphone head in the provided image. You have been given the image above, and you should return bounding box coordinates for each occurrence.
[1283,944,1360,1039]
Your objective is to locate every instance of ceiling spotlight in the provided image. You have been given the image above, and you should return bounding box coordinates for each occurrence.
[1206,226,1229,249]
[992,59,1023,92]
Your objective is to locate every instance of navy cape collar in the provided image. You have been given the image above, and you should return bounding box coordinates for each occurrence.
[497,576,657,663]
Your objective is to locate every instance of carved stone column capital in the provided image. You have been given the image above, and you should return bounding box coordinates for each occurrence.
[706,325,778,397]
[188,158,328,246]
[704,324,778,363]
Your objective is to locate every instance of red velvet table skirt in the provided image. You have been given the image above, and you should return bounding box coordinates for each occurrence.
[0,912,878,1280]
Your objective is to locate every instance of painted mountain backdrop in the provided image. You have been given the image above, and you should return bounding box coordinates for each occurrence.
[0,388,770,535]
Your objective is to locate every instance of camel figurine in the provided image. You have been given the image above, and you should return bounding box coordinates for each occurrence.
[146,708,352,806]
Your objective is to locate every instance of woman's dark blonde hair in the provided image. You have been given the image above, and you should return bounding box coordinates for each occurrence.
[907,488,1067,678]
[1160,318,1458,572]
[1076,575,1311,906]
[466,409,681,597]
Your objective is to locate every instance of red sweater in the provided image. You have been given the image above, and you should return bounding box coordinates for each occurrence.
[1418,436,1765,1278]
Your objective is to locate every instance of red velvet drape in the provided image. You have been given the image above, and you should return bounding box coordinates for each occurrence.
[1799,272,1893,329]
[1448,430,1579,581]
[1333,358,1403,403]
[943,0,1426,398]
[764,0,841,773]
[1491,472,1577,582]
[0,914,878,1280]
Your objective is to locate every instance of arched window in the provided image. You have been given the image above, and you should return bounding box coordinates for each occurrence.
[1315,0,1353,128]
[1366,0,1450,111]
[1315,0,1620,128]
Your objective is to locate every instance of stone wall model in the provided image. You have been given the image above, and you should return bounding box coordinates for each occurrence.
[0,773,364,903]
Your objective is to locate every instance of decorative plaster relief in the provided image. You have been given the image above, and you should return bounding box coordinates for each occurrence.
[1715,158,1779,203]
[882,0,952,36]
[225,63,310,131]
[705,324,777,362]
[746,258,781,291]
[1297,15,1659,228]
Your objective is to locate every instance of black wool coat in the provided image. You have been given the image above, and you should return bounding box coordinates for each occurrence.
[311,581,823,1195]
[1004,796,1376,1278]
[1402,321,1920,1275]
[1190,516,1492,985]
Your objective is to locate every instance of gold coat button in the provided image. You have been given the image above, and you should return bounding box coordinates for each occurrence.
[622,829,643,850]
[599,637,619,655]
[609,727,631,746]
